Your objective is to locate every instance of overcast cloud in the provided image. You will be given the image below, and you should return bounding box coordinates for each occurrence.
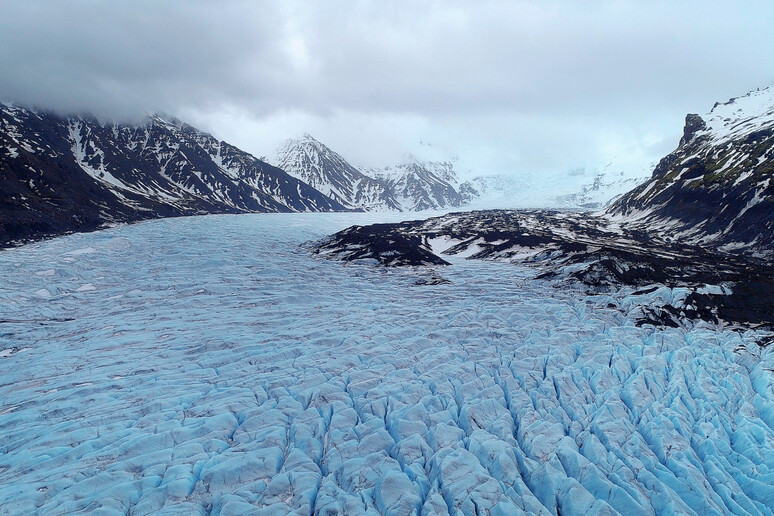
[2,0,774,175]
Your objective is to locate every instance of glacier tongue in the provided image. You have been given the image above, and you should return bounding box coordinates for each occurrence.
[1,213,773,515]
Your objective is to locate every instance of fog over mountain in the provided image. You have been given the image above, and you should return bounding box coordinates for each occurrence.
[2,1,774,177]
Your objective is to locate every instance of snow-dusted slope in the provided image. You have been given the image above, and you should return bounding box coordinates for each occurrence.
[273,134,400,211]
[403,155,480,204]
[2,213,773,514]
[609,86,774,256]
[397,141,477,195]
[274,136,470,212]
[314,209,774,328]
[0,107,345,245]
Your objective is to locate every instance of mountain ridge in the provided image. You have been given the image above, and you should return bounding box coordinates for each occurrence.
[0,106,346,246]
[273,135,469,212]
[273,134,401,211]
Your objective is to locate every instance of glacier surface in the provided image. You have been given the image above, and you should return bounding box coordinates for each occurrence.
[1,213,774,515]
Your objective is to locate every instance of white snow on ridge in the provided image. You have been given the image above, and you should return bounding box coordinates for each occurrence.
[0,213,773,515]
[467,159,652,211]
[702,85,774,144]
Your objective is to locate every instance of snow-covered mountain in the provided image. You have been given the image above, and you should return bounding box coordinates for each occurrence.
[273,134,400,211]
[466,161,651,211]
[0,106,345,245]
[553,160,654,209]
[406,155,480,204]
[608,86,774,256]
[274,135,469,211]
[375,159,466,211]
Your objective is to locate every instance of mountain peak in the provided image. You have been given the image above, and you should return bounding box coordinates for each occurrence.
[273,135,469,211]
[274,134,401,211]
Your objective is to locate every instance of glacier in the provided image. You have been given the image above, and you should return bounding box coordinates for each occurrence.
[1,213,774,515]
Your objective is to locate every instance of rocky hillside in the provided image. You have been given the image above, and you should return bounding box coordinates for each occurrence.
[312,209,774,329]
[0,106,345,246]
[608,86,774,257]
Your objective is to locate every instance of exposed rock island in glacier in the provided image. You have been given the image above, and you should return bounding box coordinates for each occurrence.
[313,210,774,331]
[1,213,774,515]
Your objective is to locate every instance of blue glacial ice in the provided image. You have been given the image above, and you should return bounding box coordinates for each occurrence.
[1,212,774,515]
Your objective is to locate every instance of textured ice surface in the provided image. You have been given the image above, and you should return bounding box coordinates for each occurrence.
[1,213,774,515]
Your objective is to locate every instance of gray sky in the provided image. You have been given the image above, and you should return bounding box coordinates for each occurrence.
[2,0,774,176]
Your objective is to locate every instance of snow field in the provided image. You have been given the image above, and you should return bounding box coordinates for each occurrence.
[1,213,773,515]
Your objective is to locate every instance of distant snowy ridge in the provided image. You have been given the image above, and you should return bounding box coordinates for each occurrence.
[0,107,346,246]
[466,160,652,211]
[608,85,774,257]
[273,135,470,211]
[553,159,654,209]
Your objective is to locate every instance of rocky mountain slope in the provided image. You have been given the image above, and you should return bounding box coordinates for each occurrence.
[273,134,400,211]
[608,86,774,257]
[313,209,774,329]
[0,106,345,246]
[400,154,480,203]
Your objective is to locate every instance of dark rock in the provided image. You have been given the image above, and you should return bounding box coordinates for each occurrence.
[608,87,774,259]
[312,209,774,330]
[680,113,707,146]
